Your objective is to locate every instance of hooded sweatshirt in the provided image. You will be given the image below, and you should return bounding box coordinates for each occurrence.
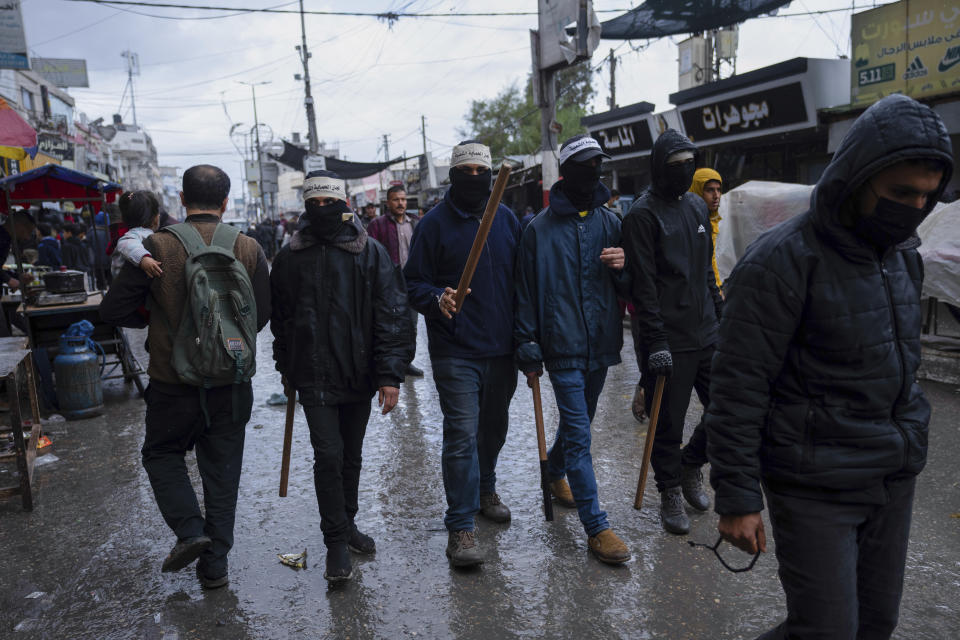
[689,168,723,288]
[706,94,954,514]
[622,129,723,354]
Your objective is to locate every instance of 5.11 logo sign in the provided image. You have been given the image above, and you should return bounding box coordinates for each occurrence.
[858,63,896,87]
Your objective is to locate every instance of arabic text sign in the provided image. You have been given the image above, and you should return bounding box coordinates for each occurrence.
[680,83,808,144]
[37,133,74,162]
[594,121,654,158]
[0,0,28,70]
[851,0,960,106]
[30,58,89,88]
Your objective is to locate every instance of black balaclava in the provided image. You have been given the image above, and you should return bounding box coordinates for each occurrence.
[560,160,602,211]
[449,167,491,215]
[662,158,697,200]
[303,199,349,240]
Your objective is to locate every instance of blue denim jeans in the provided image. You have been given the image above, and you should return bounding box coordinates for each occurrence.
[431,355,517,532]
[546,368,609,537]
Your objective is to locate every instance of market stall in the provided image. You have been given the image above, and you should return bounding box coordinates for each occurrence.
[0,166,145,401]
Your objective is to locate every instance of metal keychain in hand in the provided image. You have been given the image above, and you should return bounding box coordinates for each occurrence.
[688,536,762,573]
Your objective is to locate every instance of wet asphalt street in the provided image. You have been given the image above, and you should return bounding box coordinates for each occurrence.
[1,319,958,639]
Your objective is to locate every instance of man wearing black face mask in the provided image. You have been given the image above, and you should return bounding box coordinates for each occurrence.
[404,140,521,568]
[271,170,414,583]
[622,129,723,535]
[707,94,952,639]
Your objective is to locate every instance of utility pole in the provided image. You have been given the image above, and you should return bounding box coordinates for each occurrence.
[608,48,617,110]
[239,80,270,222]
[382,134,390,162]
[121,50,139,126]
[421,115,428,156]
[297,0,319,154]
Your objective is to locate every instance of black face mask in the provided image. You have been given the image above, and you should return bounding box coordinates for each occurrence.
[854,195,927,248]
[560,160,602,210]
[449,168,491,214]
[303,199,349,239]
[660,159,696,199]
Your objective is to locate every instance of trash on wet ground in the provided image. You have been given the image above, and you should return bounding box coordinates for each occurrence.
[266,393,287,406]
[34,454,59,467]
[278,549,307,569]
[25,591,45,599]
[253,424,264,430]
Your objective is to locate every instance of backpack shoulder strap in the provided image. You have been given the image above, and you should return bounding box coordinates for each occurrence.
[210,223,241,254]
[163,222,210,257]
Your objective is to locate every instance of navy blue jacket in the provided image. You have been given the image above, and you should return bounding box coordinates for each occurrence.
[515,182,630,373]
[404,191,520,360]
[37,236,62,269]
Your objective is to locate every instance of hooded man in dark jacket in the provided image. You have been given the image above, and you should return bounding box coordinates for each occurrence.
[271,169,413,583]
[707,94,953,639]
[404,140,520,568]
[516,134,632,565]
[622,129,723,535]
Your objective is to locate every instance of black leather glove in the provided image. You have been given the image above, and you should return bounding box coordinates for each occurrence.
[648,349,673,377]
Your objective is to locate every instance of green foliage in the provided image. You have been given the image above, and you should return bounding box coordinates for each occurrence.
[459,62,596,159]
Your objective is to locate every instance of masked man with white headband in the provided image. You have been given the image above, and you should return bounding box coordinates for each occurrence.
[622,130,723,535]
[271,170,413,582]
[516,134,633,565]
[404,140,521,568]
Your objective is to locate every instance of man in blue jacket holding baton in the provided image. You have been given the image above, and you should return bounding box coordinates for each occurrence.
[404,140,521,568]
[515,134,632,565]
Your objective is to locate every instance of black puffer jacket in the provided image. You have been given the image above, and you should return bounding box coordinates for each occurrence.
[707,94,954,515]
[622,129,723,353]
[270,218,413,405]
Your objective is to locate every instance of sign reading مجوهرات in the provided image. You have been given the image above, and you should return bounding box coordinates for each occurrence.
[851,0,960,106]
[679,82,808,144]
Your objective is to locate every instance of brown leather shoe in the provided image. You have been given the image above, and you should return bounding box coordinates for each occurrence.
[588,529,631,565]
[550,478,576,508]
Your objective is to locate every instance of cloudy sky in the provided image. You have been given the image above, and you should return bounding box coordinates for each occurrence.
[23,0,885,197]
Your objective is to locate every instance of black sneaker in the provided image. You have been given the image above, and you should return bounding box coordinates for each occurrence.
[680,464,710,512]
[196,564,229,589]
[659,486,690,535]
[348,523,376,555]
[324,543,353,582]
[406,364,425,377]
[161,536,212,573]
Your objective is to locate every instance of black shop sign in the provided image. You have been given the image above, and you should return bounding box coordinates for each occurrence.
[594,120,654,157]
[680,82,808,143]
[38,133,75,162]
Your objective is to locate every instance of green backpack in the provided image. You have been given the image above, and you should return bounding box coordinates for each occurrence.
[162,223,257,388]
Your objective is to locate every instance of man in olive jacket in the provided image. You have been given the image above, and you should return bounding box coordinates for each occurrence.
[271,170,413,583]
[707,94,953,639]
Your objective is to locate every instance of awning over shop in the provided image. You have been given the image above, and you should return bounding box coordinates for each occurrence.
[597,0,791,39]
[0,97,38,161]
[0,164,122,212]
[270,140,411,179]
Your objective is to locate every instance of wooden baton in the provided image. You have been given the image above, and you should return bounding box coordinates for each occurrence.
[633,375,666,510]
[531,376,554,522]
[278,381,296,498]
[452,161,513,311]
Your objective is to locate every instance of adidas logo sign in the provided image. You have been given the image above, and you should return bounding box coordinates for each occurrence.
[903,55,928,80]
[697,224,706,233]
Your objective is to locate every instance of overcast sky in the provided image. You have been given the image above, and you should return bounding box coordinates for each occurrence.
[23,0,889,198]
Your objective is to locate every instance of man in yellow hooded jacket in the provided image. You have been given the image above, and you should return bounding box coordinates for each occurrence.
[689,168,723,290]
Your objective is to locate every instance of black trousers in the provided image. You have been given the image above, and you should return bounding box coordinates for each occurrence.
[142,381,253,577]
[302,400,372,546]
[92,267,112,290]
[759,479,916,640]
[638,343,712,491]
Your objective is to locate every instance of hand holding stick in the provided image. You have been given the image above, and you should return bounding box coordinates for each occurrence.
[634,375,666,510]
[452,161,513,312]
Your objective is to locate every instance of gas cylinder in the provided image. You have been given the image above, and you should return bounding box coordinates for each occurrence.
[54,335,103,419]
